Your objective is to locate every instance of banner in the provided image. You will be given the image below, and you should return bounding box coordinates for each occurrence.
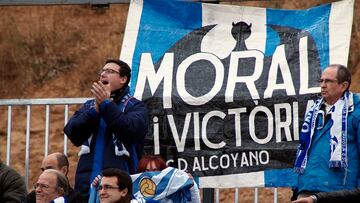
[120,0,354,188]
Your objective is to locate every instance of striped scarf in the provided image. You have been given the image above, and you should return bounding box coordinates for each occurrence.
[79,93,134,183]
[294,91,353,174]
[131,167,195,203]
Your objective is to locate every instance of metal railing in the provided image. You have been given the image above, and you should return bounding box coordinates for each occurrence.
[0,98,90,186]
[0,0,130,6]
[0,98,279,203]
[0,0,220,6]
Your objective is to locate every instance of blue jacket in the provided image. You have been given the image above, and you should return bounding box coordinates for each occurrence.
[297,93,360,193]
[64,86,149,196]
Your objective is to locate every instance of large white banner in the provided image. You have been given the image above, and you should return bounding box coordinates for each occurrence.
[121,0,354,188]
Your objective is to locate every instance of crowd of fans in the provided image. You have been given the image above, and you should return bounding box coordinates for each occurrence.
[0,59,200,203]
[1,61,359,203]
[0,153,200,203]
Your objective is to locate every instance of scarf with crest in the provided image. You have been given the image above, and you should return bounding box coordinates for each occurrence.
[294,91,353,174]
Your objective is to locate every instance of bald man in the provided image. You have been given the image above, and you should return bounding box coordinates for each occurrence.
[26,152,84,203]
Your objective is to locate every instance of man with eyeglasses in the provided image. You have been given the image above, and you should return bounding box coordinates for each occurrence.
[89,168,145,203]
[33,169,69,203]
[292,64,360,201]
[64,59,149,199]
[26,152,83,203]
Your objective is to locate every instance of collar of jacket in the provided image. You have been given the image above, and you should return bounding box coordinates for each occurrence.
[110,86,129,103]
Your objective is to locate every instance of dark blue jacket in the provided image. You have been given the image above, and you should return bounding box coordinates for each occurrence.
[64,86,149,196]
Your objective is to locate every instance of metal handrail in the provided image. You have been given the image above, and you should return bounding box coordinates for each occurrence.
[0,0,129,6]
[0,98,92,106]
[0,98,90,188]
[0,97,267,203]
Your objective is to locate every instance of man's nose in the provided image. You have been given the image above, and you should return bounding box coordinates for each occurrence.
[99,189,106,195]
[35,187,42,193]
[320,81,327,87]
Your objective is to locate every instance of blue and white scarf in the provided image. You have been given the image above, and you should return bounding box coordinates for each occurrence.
[79,94,133,182]
[294,91,353,174]
[88,167,195,203]
[131,167,195,203]
[78,133,130,157]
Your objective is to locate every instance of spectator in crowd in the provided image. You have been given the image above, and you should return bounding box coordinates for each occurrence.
[26,152,83,203]
[90,168,145,203]
[64,59,149,197]
[136,155,201,203]
[33,169,69,203]
[0,157,27,202]
[137,155,167,172]
[292,188,360,203]
[293,64,360,199]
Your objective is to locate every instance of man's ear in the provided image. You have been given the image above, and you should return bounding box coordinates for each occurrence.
[59,166,68,176]
[57,187,65,196]
[120,76,127,84]
[341,81,349,92]
[120,188,128,197]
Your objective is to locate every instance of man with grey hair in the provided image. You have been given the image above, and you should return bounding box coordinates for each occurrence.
[293,64,360,201]
[33,169,69,203]
[26,152,83,203]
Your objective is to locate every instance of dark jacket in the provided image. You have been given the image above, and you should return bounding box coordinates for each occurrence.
[0,162,27,203]
[316,189,360,203]
[64,86,149,196]
[26,187,84,203]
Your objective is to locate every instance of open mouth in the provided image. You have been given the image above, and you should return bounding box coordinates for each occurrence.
[101,81,109,85]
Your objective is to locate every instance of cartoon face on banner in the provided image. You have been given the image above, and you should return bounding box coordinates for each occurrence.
[121,0,353,187]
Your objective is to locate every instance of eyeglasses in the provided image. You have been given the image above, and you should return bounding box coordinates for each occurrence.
[97,184,120,191]
[98,69,120,75]
[318,79,338,84]
[33,183,55,190]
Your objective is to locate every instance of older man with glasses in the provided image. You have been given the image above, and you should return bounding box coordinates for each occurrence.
[26,152,83,203]
[292,64,360,201]
[34,169,69,203]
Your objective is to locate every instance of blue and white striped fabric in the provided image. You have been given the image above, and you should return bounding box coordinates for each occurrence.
[121,0,354,189]
[131,167,194,203]
[88,185,99,203]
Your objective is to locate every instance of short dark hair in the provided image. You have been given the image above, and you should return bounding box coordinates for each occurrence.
[105,59,131,86]
[102,168,132,199]
[329,64,351,90]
